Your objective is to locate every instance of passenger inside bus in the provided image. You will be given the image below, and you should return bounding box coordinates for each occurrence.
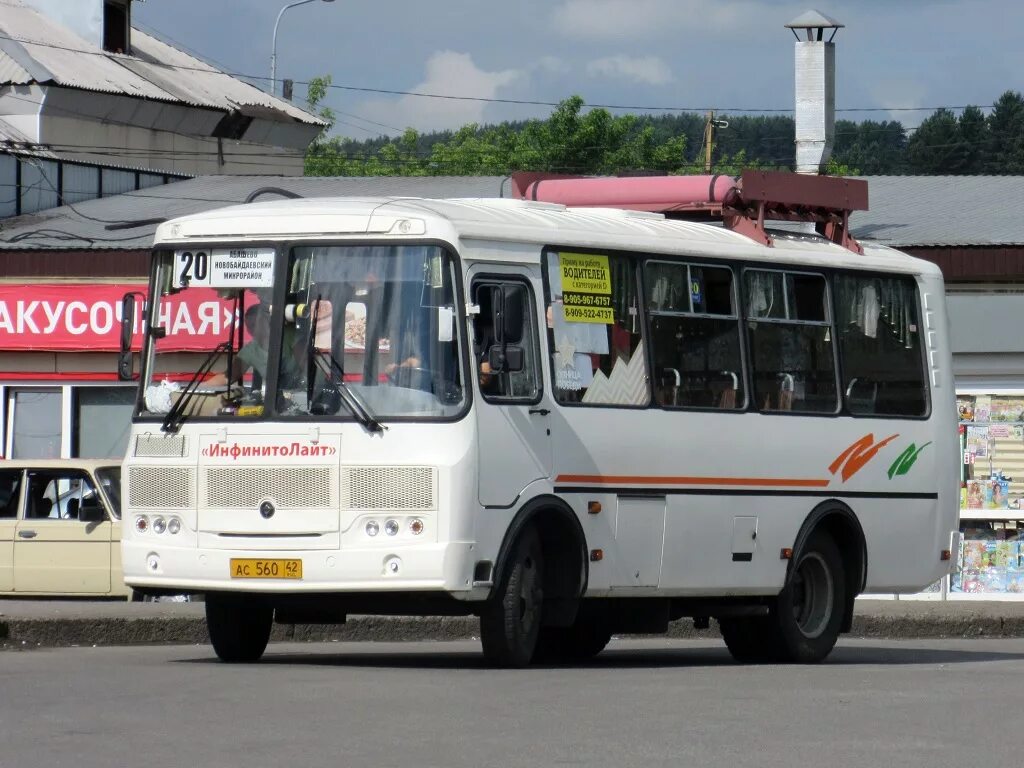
[473,286,500,395]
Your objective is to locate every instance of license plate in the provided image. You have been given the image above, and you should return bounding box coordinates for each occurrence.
[230,558,302,579]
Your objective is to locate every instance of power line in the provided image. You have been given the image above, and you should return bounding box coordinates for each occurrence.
[0,31,1008,117]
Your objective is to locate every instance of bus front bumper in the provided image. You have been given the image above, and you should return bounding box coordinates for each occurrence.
[122,539,482,597]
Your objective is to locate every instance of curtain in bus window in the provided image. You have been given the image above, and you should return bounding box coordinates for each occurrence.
[545,251,648,406]
[745,270,838,413]
[644,261,744,409]
[834,274,927,416]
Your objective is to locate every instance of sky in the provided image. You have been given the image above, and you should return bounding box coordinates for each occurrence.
[134,0,1024,140]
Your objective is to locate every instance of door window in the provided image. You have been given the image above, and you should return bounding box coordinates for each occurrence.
[470,280,541,402]
[26,471,102,522]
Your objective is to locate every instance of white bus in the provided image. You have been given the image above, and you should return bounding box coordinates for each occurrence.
[119,172,959,666]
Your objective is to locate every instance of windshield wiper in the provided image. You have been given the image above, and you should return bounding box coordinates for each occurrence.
[161,341,232,433]
[309,348,386,434]
[305,298,385,434]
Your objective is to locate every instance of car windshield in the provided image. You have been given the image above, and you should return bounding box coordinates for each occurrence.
[95,467,121,519]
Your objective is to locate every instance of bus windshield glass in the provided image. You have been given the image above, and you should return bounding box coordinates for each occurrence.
[135,244,466,422]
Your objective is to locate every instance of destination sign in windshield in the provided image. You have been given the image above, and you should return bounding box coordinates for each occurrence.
[174,248,275,288]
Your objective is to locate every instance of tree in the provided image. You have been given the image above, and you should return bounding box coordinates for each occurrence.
[907,108,968,174]
[985,90,1024,173]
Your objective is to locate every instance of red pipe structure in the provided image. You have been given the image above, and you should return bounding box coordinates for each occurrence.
[510,170,869,254]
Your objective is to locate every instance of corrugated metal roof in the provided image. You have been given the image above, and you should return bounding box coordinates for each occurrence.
[0,176,511,250]
[1,174,1022,252]
[849,176,1024,247]
[0,0,323,125]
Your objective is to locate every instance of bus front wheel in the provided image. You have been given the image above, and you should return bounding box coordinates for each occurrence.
[480,525,544,668]
[533,605,612,664]
[721,530,845,664]
[205,593,273,663]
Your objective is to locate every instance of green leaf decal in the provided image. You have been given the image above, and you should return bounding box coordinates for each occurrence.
[887,441,932,479]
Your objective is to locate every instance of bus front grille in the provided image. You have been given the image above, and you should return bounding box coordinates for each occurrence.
[128,467,193,508]
[340,466,436,511]
[203,466,337,509]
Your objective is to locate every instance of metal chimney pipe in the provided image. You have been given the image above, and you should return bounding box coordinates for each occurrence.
[786,11,843,174]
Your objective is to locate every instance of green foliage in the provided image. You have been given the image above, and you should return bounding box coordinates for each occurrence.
[302,84,1024,177]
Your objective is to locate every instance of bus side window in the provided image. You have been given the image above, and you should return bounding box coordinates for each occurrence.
[545,251,649,407]
[835,274,928,417]
[645,261,744,410]
[745,270,838,414]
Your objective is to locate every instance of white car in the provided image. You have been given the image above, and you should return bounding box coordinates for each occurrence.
[0,459,132,598]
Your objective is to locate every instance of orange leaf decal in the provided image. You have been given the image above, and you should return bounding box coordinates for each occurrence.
[829,433,900,482]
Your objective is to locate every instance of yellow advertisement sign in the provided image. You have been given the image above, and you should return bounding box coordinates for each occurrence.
[559,253,611,295]
[559,252,613,324]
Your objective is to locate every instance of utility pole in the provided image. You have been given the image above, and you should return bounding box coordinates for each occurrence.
[703,111,729,172]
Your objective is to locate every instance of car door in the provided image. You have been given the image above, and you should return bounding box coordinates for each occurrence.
[0,468,24,593]
[14,469,112,594]
[94,466,129,598]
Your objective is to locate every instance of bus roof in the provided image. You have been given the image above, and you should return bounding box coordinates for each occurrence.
[152,195,941,277]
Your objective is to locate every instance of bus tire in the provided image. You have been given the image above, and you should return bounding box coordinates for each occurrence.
[718,616,783,663]
[533,608,612,664]
[772,529,845,663]
[480,525,544,668]
[205,593,273,663]
[720,531,845,664]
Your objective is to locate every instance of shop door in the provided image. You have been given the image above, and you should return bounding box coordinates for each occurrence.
[470,269,553,507]
[13,470,112,594]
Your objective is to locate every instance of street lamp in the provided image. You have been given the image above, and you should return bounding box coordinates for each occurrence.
[270,0,334,98]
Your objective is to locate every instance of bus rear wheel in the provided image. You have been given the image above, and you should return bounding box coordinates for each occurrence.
[205,593,273,663]
[480,526,544,668]
[720,530,845,664]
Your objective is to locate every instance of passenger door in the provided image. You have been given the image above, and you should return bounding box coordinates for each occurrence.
[470,269,553,506]
[13,470,112,594]
[0,469,24,593]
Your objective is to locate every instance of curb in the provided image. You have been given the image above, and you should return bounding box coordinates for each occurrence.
[4,611,1024,650]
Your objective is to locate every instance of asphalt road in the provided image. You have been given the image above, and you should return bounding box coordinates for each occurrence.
[2,637,1022,768]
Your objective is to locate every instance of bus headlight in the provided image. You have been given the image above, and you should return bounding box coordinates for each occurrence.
[365,520,379,537]
[152,517,166,535]
[135,516,149,533]
[409,518,424,535]
[384,519,399,536]
[167,517,181,535]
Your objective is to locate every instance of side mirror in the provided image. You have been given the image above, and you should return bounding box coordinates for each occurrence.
[118,292,142,381]
[495,285,525,345]
[488,344,524,374]
[79,503,106,523]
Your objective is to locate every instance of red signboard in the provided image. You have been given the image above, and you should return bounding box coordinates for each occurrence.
[0,284,243,352]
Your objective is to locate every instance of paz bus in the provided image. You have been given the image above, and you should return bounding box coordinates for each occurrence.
[119,171,958,666]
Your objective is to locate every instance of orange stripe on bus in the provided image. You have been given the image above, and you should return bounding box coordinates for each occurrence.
[555,474,830,488]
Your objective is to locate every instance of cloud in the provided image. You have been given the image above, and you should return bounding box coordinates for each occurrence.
[551,0,753,39]
[354,51,523,134]
[587,55,673,85]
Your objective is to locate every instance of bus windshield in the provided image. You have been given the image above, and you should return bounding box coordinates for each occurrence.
[136,244,467,423]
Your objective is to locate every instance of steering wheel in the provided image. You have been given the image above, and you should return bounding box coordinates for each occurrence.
[387,365,435,391]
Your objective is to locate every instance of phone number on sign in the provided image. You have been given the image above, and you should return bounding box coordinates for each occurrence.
[563,306,614,323]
